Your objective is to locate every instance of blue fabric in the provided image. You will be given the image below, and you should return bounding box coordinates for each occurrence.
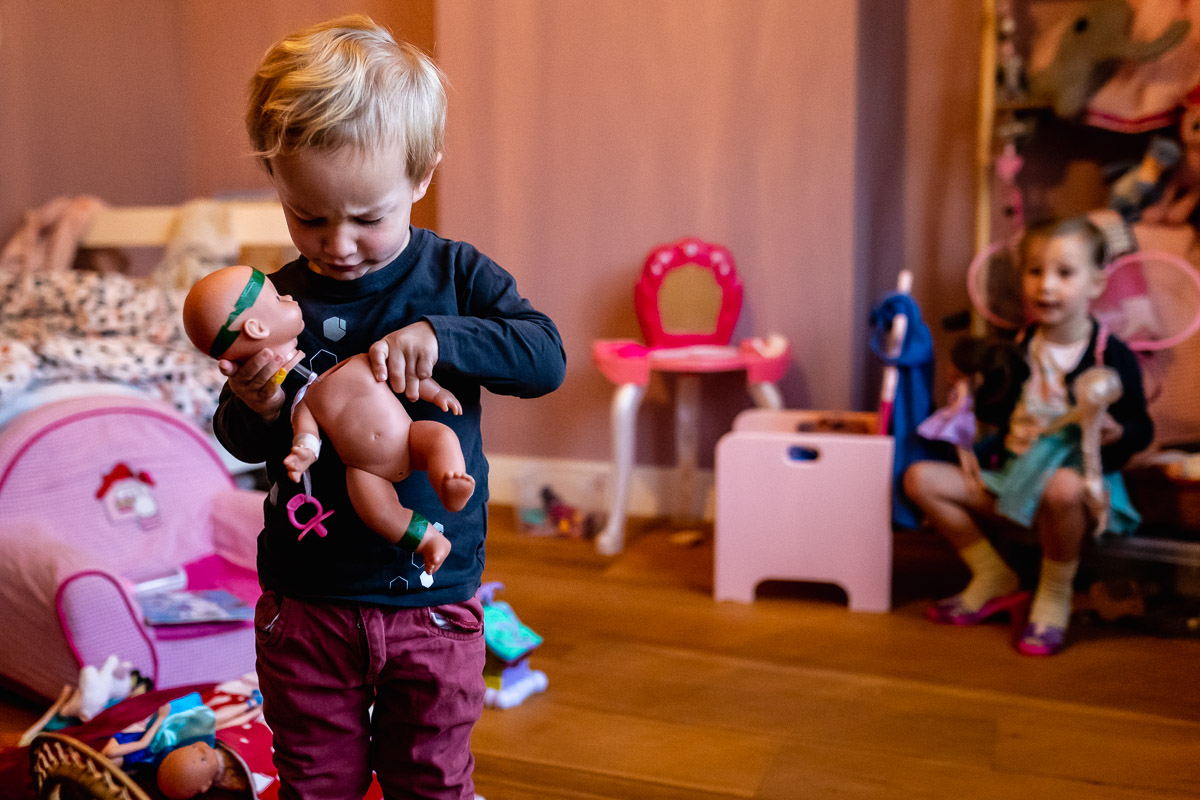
[870,291,935,528]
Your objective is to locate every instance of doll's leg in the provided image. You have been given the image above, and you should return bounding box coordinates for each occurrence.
[345,467,451,573]
[408,420,475,512]
[904,461,1022,619]
[1020,468,1087,654]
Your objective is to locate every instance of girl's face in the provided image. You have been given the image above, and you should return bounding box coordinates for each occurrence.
[1023,231,1106,336]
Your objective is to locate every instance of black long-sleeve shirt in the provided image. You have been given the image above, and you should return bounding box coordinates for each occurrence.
[978,320,1153,473]
[215,226,565,607]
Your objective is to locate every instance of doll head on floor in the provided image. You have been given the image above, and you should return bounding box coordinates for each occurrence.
[156,740,243,799]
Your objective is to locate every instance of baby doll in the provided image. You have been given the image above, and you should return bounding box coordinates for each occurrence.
[156,741,248,799]
[183,265,475,573]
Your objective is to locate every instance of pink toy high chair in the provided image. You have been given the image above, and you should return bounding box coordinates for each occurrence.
[591,238,790,555]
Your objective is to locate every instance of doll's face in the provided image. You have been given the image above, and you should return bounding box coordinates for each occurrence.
[156,741,220,798]
[183,265,304,363]
[238,275,305,361]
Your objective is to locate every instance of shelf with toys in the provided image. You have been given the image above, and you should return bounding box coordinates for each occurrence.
[971,0,1200,563]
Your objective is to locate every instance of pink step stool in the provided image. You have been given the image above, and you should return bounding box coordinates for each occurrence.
[714,409,894,612]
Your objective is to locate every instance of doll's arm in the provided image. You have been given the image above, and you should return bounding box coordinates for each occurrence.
[101,703,171,760]
[418,375,463,415]
[283,400,320,483]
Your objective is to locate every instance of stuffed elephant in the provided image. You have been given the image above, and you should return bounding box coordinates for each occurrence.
[1030,0,1190,118]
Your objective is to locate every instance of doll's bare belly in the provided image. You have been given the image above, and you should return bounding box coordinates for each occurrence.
[303,355,414,480]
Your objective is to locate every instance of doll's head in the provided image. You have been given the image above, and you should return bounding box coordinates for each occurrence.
[156,741,222,799]
[1020,217,1108,334]
[182,265,304,364]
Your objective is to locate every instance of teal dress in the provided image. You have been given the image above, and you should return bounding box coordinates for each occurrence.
[981,426,1141,536]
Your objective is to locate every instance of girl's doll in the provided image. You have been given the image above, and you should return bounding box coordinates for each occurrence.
[905,217,1154,656]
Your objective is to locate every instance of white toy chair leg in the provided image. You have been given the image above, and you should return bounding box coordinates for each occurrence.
[596,382,646,555]
[748,381,784,411]
[673,374,701,523]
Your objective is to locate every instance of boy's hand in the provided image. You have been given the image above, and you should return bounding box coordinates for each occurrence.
[220,349,287,422]
[369,321,439,402]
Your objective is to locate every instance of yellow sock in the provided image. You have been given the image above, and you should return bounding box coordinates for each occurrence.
[958,538,1020,612]
[1028,557,1080,630]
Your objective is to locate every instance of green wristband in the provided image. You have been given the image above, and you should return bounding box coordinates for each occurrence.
[400,510,429,551]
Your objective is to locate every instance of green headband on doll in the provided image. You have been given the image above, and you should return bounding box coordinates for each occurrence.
[209,268,266,358]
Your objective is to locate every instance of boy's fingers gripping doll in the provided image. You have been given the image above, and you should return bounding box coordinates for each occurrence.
[369,321,441,402]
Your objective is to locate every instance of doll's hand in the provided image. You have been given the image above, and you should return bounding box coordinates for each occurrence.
[220,348,288,422]
[1099,413,1123,446]
[283,445,317,482]
[369,321,439,402]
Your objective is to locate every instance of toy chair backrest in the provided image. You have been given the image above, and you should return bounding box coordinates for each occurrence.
[634,238,743,348]
[0,395,235,582]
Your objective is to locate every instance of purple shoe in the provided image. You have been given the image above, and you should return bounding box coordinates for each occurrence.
[926,590,1030,626]
[1016,622,1066,656]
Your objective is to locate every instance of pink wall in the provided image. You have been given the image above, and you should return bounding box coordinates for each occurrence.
[0,1,436,238]
[437,1,908,464]
[2,2,976,468]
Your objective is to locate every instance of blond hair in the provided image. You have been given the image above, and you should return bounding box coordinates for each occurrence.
[247,15,445,183]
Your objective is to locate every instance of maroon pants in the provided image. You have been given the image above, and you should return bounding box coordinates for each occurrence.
[254,591,486,800]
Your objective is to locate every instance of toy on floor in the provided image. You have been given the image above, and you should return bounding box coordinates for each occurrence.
[477,582,547,709]
[18,655,151,747]
[183,265,475,575]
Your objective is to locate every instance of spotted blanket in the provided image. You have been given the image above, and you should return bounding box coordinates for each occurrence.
[0,270,223,431]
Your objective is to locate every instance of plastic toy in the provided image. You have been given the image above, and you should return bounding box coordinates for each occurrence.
[182,265,475,573]
[477,582,547,709]
[1109,135,1182,221]
[1141,96,1200,226]
[591,238,790,555]
[156,740,246,799]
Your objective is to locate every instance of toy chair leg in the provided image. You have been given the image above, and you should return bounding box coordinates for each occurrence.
[596,382,646,555]
[673,374,701,523]
[747,380,784,411]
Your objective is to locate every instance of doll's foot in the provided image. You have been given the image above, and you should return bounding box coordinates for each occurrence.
[437,471,476,512]
[927,590,1030,626]
[1016,622,1066,656]
[416,527,452,575]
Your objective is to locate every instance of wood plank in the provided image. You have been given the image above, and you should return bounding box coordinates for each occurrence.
[473,701,778,797]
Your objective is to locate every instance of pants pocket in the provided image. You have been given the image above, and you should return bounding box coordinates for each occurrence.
[254,590,291,648]
[425,596,484,640]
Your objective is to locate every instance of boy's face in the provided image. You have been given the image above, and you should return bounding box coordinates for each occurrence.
[269,143,436,281]
[1022,231,1106,330]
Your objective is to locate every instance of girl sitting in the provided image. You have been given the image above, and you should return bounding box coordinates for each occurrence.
[904,217,1154,656]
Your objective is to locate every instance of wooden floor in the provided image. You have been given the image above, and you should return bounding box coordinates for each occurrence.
[3,507,1200,798]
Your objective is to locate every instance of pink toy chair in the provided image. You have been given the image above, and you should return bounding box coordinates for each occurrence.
[592,238,790,555]
[0,394,263,701]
